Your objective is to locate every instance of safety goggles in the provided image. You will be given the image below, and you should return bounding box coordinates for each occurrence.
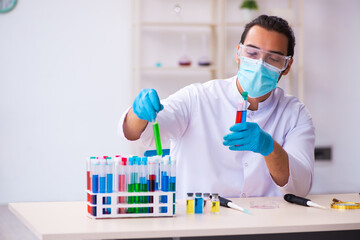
[238,44,291,71]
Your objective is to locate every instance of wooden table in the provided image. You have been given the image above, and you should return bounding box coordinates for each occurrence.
[8,193,360,240]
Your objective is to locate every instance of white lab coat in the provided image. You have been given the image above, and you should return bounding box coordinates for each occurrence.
[119,76,315,198]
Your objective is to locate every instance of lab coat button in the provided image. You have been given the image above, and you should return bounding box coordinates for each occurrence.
[244,162,248,167]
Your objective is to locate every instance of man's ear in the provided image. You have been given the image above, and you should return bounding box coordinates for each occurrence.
[282,58,294,76]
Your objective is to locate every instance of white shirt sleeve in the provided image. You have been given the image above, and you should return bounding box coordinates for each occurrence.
[117,106,144,143]
[277,105,315,197]
[118,85,194,148]
[139,85,194,148]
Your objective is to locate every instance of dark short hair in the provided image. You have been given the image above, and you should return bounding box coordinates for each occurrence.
[240,15,295,57]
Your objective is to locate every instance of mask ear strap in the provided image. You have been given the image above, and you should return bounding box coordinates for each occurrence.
[236,44,240,65]
[277,69,286,83]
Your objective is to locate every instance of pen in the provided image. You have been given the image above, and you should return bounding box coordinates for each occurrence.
[284,194,326,209]
[219,196,251,214]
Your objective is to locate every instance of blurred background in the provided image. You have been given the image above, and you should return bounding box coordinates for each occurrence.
[0,0,359,206]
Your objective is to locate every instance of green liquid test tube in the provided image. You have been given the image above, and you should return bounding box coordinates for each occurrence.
[134,178,141,213]
[127,157,135,213]
[128,181,134,213]
[153,121,163,156]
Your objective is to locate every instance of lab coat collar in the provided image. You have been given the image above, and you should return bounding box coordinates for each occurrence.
[246,88,280,115]
[256,88,277,111]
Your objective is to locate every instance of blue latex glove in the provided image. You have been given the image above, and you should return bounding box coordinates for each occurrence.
[132,89,164,122]
[223,122,274,156]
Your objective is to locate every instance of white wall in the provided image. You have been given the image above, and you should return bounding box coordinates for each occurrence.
[0,0,359,204]
[0,0,132,204]
[304,0,360,194]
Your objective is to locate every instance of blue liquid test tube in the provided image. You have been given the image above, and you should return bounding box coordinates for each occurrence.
[169,156,176,192]
[105,157,113,214]
[141,157,148,213]
[90,157,99,195]
[134,157,141,213]
[160,156,169,213]
[169,156,176,214]
[90,157,100,215]
[99,157,106,214]
[99,157,106,194]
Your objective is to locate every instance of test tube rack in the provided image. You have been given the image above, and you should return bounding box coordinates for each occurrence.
[87,155,176,218]
[87,191,175,218]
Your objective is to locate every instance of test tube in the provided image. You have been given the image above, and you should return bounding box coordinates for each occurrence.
[99,157,107,214]
[210,193,220,214]
[148,157,155,213]
[105,157,113,214]
[99,156,106,193]
[114,155,121,192]
[195,193,203,214]
[90,157,99,214]
[115,156,123,213]
[153,120,163,156]
[242,92,248,118]
[127,157,135,213]
[87,157,95,192]
[91,158,99,194]
[87,157,95,205]
[134,157,141,213]
[169,156,176,214]
[169,156,176,192]
[159,157,164,212]
[118,157,128,213]
[186,193,195,214]
[203,193,211,214]
[141,157,148,213]
[160,156,169,213]
[155,156,160,191]
[235,92,248,124]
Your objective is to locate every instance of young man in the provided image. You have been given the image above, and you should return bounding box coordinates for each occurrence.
[119,15,315,198]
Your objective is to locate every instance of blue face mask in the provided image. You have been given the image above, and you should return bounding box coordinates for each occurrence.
[237,57,281,98]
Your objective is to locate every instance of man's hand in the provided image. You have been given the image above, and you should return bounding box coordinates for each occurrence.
[133,89,164,122]
[223,122,274,156]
